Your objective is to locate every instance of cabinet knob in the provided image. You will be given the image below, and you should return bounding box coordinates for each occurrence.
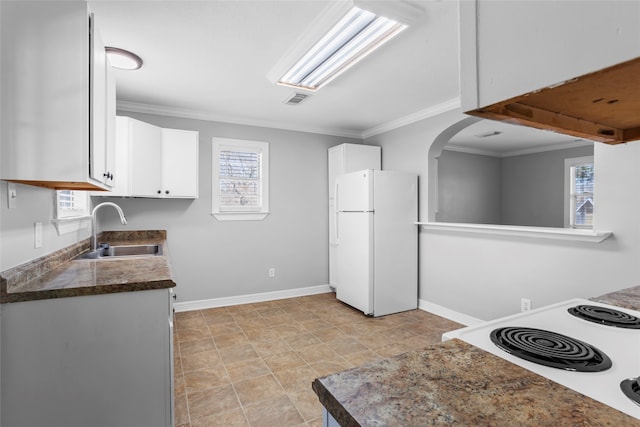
[165,190,170,194]
[157,190,161,194]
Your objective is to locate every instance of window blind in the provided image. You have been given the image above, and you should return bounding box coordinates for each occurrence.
[571,163,594,227]
[219,150,261,208]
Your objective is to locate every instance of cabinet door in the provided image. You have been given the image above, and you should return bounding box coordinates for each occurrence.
[104,59,117,187]
[0,2,108,189]
[161,129,199,198]
[343,144,381,173]
[129,120,163,197]
[328,145,344,199]
[89,13,109,185]
[2,290,172,427]
[103,116,132,197]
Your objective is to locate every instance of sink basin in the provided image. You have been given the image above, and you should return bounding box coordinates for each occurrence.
[76,244,163,260]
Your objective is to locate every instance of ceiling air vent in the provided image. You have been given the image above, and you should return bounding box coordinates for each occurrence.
[283,92,310,106]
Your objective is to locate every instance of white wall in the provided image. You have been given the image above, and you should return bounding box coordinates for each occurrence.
[0,183,90,271]
[367,107,640,320]
[501,145,594,227]
[438,145,594,227]
[96,112,360,304]
[437,150,501,224]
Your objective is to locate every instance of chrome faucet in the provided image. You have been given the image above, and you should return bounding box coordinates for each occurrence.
[91,202,127,251]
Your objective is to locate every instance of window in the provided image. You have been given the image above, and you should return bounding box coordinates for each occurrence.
[211,138,269,221]
[53,190,91,235]
[565,156,594,229]
[56,190,89,218]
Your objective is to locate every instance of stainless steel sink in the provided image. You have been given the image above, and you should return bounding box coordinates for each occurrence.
[76,244,163,260]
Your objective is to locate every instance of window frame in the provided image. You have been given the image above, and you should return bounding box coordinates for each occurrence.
[52,190,91,235]
[211,137,270,221]
[564,156,594,229]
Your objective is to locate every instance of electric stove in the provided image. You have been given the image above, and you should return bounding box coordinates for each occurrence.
[442,298,640,419]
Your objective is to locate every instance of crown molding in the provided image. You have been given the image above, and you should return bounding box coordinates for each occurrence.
[500,139,593,157]
[117,96,462,141]
[116,100,363,139]
[445,139,594,158]
[443,144,499,157]
[361,97,461,139]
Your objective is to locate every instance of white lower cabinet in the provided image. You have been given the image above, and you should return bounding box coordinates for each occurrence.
[1,289,174,427]
[323,408,341,427]
[99,116,199,198]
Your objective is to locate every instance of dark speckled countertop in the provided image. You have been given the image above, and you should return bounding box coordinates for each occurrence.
[313,287,640,426]
[591,286,640,311]
[0,230,175,303]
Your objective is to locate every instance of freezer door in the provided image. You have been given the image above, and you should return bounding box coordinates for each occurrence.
[335,211,374,315]
[336,170,373,212]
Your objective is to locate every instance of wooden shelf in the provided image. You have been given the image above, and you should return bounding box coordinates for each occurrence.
[466,56,640,145]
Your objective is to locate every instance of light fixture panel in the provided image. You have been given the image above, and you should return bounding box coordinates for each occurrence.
[275,5,407,92]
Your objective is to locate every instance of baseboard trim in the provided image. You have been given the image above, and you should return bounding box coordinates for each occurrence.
[173,285,333,312]
[418,299,483,326]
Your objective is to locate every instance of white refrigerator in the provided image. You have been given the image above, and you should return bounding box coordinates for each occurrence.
[334,169,418,317]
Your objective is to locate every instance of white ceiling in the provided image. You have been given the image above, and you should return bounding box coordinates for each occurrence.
[448,119,593,157]
[89,0,460,138]
[89,0,589,153]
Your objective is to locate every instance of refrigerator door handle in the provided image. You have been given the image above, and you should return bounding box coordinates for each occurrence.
[334,182,340,244]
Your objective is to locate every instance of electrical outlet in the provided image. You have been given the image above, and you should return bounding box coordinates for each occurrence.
[521,298,532,312]
[268,268,276,278]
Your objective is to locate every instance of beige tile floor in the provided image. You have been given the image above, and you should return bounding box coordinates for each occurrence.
[174,292,463,427]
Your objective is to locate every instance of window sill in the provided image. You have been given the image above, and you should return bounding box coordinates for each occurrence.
[52,216,91,236]
[417,222,612,243]
[211,212,270,221]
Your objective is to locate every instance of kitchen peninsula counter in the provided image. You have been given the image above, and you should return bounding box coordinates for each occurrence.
[591,286,640,311]
[0,230,175,304]
[313,286,640,426]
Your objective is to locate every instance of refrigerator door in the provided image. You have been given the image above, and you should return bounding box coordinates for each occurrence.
[336,170,373,212]
[371,171,418,316]
[335,211,374,315]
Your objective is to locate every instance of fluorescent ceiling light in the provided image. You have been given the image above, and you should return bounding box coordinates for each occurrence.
[105,47,143,70]
[277,6,407,92]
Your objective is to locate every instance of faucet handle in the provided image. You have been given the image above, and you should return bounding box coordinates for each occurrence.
[98,242,110,255]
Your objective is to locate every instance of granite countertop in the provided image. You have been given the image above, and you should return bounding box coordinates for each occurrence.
[314,287,640,426]
[590,286,640,311]
[0,230,175,304]
[313,339,636,426]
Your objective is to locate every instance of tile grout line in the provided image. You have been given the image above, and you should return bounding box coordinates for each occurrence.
[213,307,253,426]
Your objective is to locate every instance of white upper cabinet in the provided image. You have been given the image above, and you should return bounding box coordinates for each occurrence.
[160,128,199,198]
[0,1,116,190]
[129,119,164,197]
[328,143,381,199]
[461,0,640,110]
[103,116,199,199]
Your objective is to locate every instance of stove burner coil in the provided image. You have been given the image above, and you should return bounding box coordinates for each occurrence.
[568,305,640,329]
[490,327,612,372]
[621,377,640,407]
